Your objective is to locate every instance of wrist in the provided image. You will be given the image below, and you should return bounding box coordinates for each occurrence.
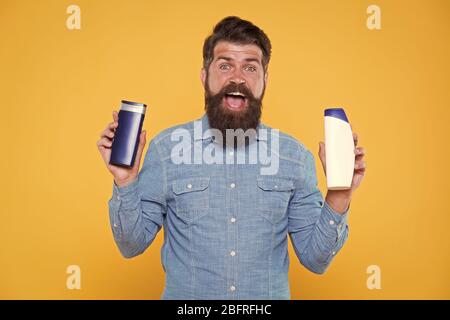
[325,190,352,214]
[114,176,137,188]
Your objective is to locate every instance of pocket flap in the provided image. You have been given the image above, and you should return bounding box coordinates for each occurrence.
[257,177,294,192]
[172,177,210,195]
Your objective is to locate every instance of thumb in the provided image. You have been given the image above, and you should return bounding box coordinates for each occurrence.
[318,141,326,172]
[318,141,325,158]
[133,130,147,170]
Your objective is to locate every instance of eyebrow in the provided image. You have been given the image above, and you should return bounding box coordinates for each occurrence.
[216,56,261,65]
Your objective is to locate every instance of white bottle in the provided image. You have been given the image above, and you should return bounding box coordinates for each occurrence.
[324,108,355,190]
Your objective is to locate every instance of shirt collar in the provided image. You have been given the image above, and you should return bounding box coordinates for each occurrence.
[194,113,268,142]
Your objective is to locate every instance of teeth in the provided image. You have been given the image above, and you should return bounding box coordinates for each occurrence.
[227,92,245,97]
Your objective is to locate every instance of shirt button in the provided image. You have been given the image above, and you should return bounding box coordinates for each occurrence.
[113,223,118,228]
[230,183,236,189]
[332,251,336,255]
[230,217,236,223]
[187,183,192,189]
[230,285,236,291]
[230,250,236,257]
[329,220,335,226]
[229,151,234,156]
[274,185,278,189]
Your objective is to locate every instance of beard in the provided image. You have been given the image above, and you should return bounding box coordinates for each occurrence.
[204,76,264,142]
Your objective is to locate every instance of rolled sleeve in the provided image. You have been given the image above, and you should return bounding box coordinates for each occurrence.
[107,138,167,259]
[320,200,349,240]
[112,178,140,210]
[288,149,350,274]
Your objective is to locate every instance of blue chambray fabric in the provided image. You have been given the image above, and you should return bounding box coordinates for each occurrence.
[108,113,349,300]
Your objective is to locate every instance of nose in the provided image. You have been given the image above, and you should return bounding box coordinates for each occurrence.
[229,69,246,85]
[230,78,245,85]
[230,79,245,85]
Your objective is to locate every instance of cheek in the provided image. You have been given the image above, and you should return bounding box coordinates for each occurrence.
[250,77,265,98]
[207,73,226,94]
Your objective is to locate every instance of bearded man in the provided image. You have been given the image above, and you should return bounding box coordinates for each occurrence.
[97,16,366,300]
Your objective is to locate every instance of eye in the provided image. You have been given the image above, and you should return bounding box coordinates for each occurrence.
[219,63,231,71]
[244,65,257,72]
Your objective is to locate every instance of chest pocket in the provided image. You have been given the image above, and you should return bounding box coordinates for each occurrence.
[172,177,210,224]
[257,177,294,224]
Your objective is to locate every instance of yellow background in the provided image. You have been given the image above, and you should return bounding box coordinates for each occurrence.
[1,0,449,299]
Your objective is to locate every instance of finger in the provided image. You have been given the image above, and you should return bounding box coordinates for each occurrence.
[355,166,366,174]
[318,141,327,174]
[100,128,115,140]
[318,142,326,163]
[354,147,365,156]
[100,122,117,138]
[318,141,325,156]
[97,137,113,148]
[107,121,118,130]
[353,132,358,146]
[113,110,119,122]
[354,161,366,170]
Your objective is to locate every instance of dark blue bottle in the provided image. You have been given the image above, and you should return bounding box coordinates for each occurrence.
[109,100,147,167]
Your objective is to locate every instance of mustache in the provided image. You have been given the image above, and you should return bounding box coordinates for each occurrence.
[208,82,256,101]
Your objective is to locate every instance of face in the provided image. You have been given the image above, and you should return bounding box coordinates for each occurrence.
[201,41,268,135]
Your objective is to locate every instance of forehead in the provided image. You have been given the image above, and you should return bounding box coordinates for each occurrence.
[213,41,263,62]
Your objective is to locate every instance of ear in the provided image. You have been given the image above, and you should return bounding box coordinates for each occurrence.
[264,70,269,84]
[200,68,206,88]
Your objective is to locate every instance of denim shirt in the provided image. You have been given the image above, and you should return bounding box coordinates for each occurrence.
[108,113,349,300]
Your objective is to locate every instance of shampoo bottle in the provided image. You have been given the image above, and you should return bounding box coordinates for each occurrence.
[324,108,355,190]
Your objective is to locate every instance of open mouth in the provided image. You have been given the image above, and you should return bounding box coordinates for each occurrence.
[223,92,247,111]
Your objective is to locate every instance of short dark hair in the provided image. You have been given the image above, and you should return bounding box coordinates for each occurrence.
[202,16,272,72]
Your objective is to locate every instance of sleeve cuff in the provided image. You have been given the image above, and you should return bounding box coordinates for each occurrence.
[323,200,349,224]
[319,201,349,239]
[113,178,138,196]
[112,178,140,210]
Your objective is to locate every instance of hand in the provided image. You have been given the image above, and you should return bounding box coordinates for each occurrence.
[96,110,147,187]
[318,129,366,195]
